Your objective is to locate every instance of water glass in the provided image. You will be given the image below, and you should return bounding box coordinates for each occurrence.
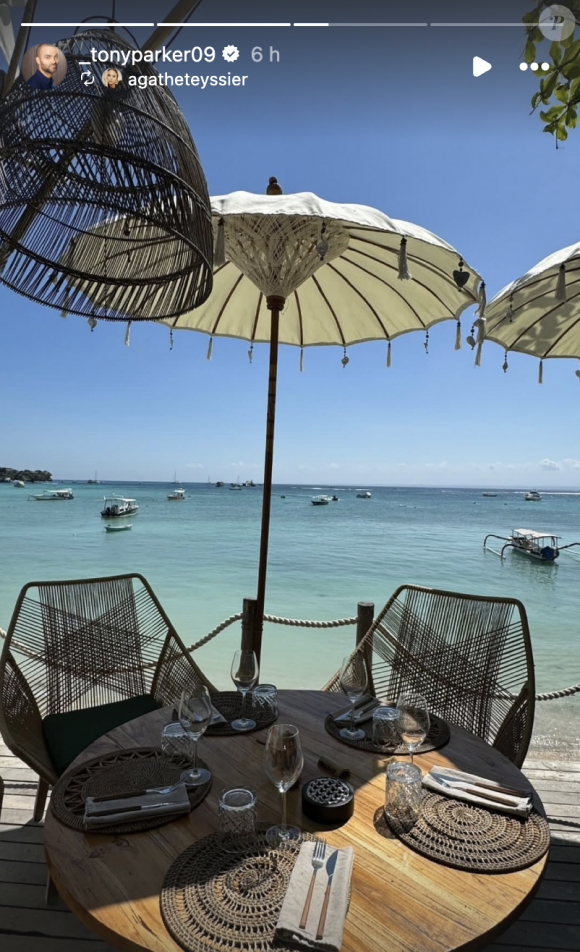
[230,649,259,731]
[252,683,278,719]
[218,787,258,853]
[384,761,423,832]
[397,692,429,765]
[338,654,368,741]
[372,706,401,751]
[263,723,304,847]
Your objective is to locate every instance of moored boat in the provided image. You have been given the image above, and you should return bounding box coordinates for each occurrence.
[105,523,132,532]
[356,491,372,498]
[13,480,25,488]
[482,492,498,497]
[101,496,139,518]
[484,528,580,562]
[311,495,330,506]
[167,488,186,500]
[524,491,542,501]
[30,488,74,500]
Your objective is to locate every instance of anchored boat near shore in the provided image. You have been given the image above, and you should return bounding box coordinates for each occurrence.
[484,528,580,562]
[100,496,139,518]
[29,488,74,500]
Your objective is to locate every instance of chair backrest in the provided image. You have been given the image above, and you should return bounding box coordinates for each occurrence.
[326,584,535,767]
[1,573,180,717]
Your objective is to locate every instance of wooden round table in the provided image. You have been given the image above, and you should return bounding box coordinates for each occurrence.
[44,690,547,952]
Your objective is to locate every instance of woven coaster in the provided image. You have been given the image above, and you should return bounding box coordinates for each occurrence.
[325,708,450,755]
[206,691,277,736]
[373,793,550,873]
[160,825,316,952]
[50,746,211,835]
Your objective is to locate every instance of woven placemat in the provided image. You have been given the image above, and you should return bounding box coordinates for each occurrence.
[325,708,450,755]
[206,691,277,736]
[374,793,550,873]
[160,825,316,952]
[50,746,211,835]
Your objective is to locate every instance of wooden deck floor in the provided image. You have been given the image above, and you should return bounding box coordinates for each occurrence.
[1,741,578,952]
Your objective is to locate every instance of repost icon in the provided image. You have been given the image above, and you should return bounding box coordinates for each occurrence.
[473,56,492,77]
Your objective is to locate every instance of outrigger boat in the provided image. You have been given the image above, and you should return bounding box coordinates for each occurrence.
[105,524,132,532]
[101,496,139,518]
[29,488,74,500]
[484,528,580,562]
[311,495,331,506]
[167,488,186,500]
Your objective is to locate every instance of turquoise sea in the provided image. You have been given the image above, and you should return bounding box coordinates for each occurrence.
[1,482,579,758]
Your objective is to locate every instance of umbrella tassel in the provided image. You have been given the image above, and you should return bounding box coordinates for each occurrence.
[454,320,461,350]
[300,348,304,372]
[387,340,392,367]
[214,218,225,269]
[170,329,173,351]
[124,321,131,347]
[207,336,213,360]
[424,330,429,354]
[398,237,412,280]
[88,316,97,332]
[341,347,349,368]
[60,285,70,318]
[502,352,509,373]
[474,342,483,367]
[556,262,567,302]
[248,344,253,364]
[538,360,543,384]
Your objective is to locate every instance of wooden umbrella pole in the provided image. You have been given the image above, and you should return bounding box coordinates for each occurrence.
[254,295,284,666]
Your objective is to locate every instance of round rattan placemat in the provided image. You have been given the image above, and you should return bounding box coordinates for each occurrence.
[160,825,316,952]
[325,709,450,755]
[51,746,212,835]
[373,793,550,873]
[207,691,277,736]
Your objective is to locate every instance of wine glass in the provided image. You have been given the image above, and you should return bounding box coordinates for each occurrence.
[175,685,213,785]
[230,649,259,731]
[396,691,430,765]
[339,654,368,741]
[263,724,303,847]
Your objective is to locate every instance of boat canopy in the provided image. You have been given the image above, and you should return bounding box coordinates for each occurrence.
[513,528,561,540]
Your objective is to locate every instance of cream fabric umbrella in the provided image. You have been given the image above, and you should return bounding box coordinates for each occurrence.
[160,182,484,660]
[483,242,580,381]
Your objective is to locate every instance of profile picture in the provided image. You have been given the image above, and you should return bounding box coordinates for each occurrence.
[102,67,122,90]
[21,43,67,89]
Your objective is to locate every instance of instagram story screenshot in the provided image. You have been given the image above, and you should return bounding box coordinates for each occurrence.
[0,4,579,951]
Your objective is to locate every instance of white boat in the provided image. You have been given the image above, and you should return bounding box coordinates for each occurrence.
[30,488,74,500]
[484,528,580,562]
[100,496,139,518]
[230,484,243,490]
[311,495,331,506]
[482,492,498,497]
[356,491,372,498]
[13,480,25,488]
[167,488,186,500]
[524,491,542,501]
[105,523,132,532]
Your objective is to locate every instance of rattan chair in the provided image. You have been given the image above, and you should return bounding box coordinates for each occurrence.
[0,573,216,820]
[324,584,535,767]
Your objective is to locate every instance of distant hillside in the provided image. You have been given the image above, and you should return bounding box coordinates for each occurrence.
[0,468,52,483]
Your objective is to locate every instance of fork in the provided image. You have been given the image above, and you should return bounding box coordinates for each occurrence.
[299,839,326,929]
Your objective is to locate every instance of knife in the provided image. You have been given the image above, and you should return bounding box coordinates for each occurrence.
[435,777,529,806]
[333,699,380,723]
[316,849,338,939]
[86,801,185,817]
[431,768,530,800]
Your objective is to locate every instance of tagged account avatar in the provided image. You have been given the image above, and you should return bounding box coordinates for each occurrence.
[27,43,60,89]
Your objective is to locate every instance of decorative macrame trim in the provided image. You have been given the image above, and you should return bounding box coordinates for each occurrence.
[454,320,461,350]
[556,263,567,302]
[206,336,213,360]
[124,321,131,347]
[387,340,392,367]
[300,348,304,372]
[538,360,543,384]
[398,236,412,280]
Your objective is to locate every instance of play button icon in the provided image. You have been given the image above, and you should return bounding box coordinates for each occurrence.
[473,56,492,77]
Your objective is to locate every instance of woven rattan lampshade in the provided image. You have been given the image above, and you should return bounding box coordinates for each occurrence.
[0,28,213,321]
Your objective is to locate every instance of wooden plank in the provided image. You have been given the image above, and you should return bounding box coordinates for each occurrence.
[0,860,47,886]
[0,905,105,940]
[0,840,45,863]
[0,824,45,844]
[488,920,580,949]
[0,882,55,909]
[536,879,580,902]
[519,899,580,924]
[0,939,110,951]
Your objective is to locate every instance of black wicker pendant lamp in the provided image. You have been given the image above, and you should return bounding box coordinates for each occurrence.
[0,12,213,322]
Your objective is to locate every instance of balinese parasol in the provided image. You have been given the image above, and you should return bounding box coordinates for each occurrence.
[160,180,484,661]
[482,242,580,382]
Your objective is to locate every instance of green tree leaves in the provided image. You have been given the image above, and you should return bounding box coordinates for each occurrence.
[526,2,580,145]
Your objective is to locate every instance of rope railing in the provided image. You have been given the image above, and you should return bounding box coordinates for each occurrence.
[1,616,579,701]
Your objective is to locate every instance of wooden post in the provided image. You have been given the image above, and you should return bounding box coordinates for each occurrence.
[356,602,374,690]
[241,597,260,655]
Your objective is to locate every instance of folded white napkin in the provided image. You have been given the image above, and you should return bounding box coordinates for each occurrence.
[275,843,353,952]
[423,766,532,818]
[83,783,190,830]
[210,702,227,725]
[333,695,379,725]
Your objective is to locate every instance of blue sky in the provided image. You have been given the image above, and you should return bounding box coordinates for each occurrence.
[1,1,578,488]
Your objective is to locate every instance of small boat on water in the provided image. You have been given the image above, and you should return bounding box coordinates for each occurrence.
[356,491,372,498]
[331,495,339,501]
[311,495,330,506]
[482,492,498,497]
[13,480,25,488]
[105,524,132,532]
[524,491,542,501]
[167,488,186,500]
[215,481,224,487]
[484,527,580,562]
[100,496,139,518]
[30,488,74,500]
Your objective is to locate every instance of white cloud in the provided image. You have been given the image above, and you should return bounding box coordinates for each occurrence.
[186,463,203,469]
[540,458,562,470]
[563,458,580,469]
[230,462,245,468]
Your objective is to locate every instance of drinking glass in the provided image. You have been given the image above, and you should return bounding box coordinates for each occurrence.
[396,692,429,765]
[384,761,423,832]
[263,723,304,847]
[230,649,259,731]
[174,685,213,785]
[339,654,368,741]
[252,683,278,719]
[218,787,258,853]
[372,705,401,751]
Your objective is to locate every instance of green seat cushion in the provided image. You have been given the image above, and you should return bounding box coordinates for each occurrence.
[42,694,162,775]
